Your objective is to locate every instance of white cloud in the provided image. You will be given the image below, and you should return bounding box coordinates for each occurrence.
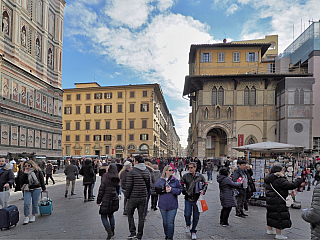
[223,0,320,52]
[157,0,175,11]
[226,3,239,16]
[104,0,154,29]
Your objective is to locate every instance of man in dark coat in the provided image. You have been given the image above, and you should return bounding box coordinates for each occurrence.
[125,156,151,240]
[232,160,248,218]
[265,165,305,239]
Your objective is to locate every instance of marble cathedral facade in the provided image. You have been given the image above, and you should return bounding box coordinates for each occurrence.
[0,0,65,157]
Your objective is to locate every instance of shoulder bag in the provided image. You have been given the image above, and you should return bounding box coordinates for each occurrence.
[270,183,293,207]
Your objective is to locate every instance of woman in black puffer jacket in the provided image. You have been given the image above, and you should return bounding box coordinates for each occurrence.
[265,165,305,239]
[97,164,120,240]
[79,159,95,202]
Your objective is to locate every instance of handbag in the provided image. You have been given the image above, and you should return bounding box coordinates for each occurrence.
[196,196,208,213]
[21,184,29,191]
[0,187,10,208]
[270,183,293,207]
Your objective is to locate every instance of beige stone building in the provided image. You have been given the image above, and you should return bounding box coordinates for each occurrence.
[0,0,65,157]
[184,36,314,158]
[62,82,178,158]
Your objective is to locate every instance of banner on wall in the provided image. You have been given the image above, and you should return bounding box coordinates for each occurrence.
[238,134,244,147]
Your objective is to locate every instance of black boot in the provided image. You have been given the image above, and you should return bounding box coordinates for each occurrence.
[71,192,76,195]
[106,227,112,240]
[111,227,115,237]
[65,191,68,198]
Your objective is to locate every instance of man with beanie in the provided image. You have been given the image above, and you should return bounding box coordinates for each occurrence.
[64,160,79,198]
[302,162,320,240]
[125,156,150,240]
[232,160,248,218]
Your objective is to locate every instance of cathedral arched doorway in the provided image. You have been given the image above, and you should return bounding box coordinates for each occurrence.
[205,128,227,158]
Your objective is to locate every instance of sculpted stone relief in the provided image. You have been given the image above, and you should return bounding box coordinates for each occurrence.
[21,25,27,47]
[2,6,11,37]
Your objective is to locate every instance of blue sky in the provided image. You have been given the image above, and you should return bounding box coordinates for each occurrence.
[62,0,320,147]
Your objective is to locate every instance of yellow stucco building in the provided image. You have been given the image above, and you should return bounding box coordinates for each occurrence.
[63,83,174,158]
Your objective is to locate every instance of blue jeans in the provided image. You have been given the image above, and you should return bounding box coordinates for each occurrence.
[24,189,41,216]
[307,174,312,189]
[184,200,200,233]
[91,183,95,196]
[160,208,177,240]
[101,214,115,230]
[207,171,213,181]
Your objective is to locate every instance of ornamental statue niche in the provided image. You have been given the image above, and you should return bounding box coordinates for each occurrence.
[47,47,53,67]
[36,37,40,57]
[2,11,9,36]
[21,25,27,47]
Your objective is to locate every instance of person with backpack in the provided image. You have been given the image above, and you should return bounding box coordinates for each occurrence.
[97,164,120,239]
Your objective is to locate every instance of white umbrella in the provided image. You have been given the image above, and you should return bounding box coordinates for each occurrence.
[233,141,304,152]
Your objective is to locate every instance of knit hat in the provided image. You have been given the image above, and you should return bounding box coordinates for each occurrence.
[124,161,131,166]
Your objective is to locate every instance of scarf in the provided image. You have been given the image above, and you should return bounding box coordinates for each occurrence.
[0,163,6,173]
[28,168,40,186]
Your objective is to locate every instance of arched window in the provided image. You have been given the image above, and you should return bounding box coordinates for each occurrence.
[244,86,249,105]
[204,107,208,119]
[299,89,304,104]
[294,89,299,104]
[247,137,255,145]
[216,106,220,119]
[227,107,231,119]
[212,87,217,105]
[218,87,224,105]
[250,86,256,105]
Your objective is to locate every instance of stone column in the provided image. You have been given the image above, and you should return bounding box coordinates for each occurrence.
[197,138,206,158]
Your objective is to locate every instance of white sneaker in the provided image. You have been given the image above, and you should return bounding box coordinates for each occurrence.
[185,226,190,233]
[192,233,197,239]
[23,217,29,225]
[267,229,276,235]
[275,234,288,239]
[29,215,35,223]
[210,181,213,183]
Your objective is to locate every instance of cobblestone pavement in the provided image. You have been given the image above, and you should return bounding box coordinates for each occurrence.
[0,169,314,240]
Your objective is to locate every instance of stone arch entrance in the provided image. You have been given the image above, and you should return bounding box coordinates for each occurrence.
[205,128,227,158]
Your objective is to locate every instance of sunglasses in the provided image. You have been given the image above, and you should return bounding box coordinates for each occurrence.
[167,169,173,172]
[189,167,194,169]
[25,164,31,167]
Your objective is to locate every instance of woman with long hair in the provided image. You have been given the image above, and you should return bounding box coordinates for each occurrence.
[265,165,305,239]
[97,164,120,239]
[19,160,46,224]
[155,165,183,240]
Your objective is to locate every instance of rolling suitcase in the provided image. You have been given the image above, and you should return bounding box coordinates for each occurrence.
[39,191,53,215]
[0,187,19,230]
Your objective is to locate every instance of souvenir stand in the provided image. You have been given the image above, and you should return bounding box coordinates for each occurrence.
[233,141,304,206]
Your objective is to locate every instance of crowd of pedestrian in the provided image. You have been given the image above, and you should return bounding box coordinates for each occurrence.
[1,155,320,240]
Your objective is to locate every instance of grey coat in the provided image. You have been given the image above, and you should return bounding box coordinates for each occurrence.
[217,174,241,208]
[302,183,320,239]
[64,164,79,181]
